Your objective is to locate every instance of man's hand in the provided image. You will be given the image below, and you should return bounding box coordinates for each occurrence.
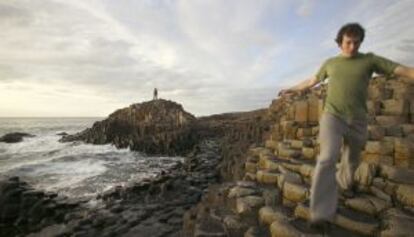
[394,65,414,81]
[278,89,297,97]
[277,76,318,98]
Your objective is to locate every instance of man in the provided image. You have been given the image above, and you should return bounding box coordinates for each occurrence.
[153,88,158,100]
[279,23,414,229]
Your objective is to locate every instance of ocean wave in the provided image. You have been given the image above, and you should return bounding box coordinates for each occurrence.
[0,117,184,198]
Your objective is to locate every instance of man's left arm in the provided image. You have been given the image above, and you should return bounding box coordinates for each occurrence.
[394,65,414,82]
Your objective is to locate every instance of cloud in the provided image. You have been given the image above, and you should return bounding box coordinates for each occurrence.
[0,0,413,117]
[296,0,315,17]
[0,2,33,27]
[335,0,414,64]
[0,0,288,116]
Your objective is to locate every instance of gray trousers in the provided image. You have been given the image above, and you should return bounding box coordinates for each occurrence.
[310,112,368,221]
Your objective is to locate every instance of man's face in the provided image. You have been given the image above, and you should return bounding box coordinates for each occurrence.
[340,34,361,57]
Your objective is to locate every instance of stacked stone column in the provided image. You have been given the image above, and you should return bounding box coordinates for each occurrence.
[241,76,414,236]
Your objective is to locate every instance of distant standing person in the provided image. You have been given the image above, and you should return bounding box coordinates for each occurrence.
[153,88,158,100]
[278,22,414,231]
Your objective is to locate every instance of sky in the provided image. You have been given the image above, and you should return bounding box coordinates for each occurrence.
[1,0,414,117]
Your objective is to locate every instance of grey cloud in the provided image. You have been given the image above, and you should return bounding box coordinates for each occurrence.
[397,39,414,54]
[1,37,139,75]
[62,38,137,67]
[23,54,215,104]
[180,86,276,115]
[402,39,414,44]
[2,0,413,117]
[94,67,214,98]
[296,0,315,17]
[0,1,87,31]
[397,44,414,52]
[0,64,27,81]
[0,2,33,26]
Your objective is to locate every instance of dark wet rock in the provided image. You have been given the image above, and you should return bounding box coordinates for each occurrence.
[8,176,19,182]
[0,175,81,237]
[22,190,45,198]
[56,132,68,136]
[25,224,67,237]
[244,226,270,237]
[110,204,124,213]
[60,99,198,156]
[91,215,107,227]
[0,132,35,143]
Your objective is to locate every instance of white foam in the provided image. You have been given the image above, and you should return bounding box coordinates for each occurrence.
[0,123,184,198]
[2,134,66,154]
[0,134,129,172]
[27,158,108,194]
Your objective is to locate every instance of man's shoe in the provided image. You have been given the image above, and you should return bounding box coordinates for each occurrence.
[309,219,330,234]
[339,185,357,199]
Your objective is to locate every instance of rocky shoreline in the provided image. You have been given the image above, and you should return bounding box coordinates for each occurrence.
[0,99,270,237]
[1,139,222,237]
[4,75,414,236]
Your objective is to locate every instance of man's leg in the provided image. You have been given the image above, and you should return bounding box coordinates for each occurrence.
[336,118,368,192]
[310,113,346,222]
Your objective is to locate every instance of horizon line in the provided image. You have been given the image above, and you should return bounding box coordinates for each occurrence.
[0,116,105,119]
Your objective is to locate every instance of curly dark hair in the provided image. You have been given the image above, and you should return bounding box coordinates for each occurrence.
[335,23,365,45]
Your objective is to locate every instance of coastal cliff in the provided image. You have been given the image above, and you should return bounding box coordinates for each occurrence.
[60,99,271,162]
[60,99,198,155]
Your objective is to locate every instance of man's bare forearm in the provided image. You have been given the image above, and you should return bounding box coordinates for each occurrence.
[394,65,414,83]
[279,76,320,96]
[288,76,319,92]
[287,79,309,92]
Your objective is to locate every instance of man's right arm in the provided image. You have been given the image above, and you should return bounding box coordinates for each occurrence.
[278,76,320,97]
[394,65,414,81]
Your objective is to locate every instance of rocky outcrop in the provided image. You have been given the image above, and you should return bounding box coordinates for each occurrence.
[60,99,198,156]
[0,176,81,237]
[184,75,414,236]
[0,132,35,143]
[197,110,271,181]
[60,99,271,161]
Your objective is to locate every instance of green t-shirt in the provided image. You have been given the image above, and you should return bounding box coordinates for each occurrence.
[316,52,399,120]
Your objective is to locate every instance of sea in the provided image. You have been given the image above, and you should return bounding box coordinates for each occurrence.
[0,117,184,199]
